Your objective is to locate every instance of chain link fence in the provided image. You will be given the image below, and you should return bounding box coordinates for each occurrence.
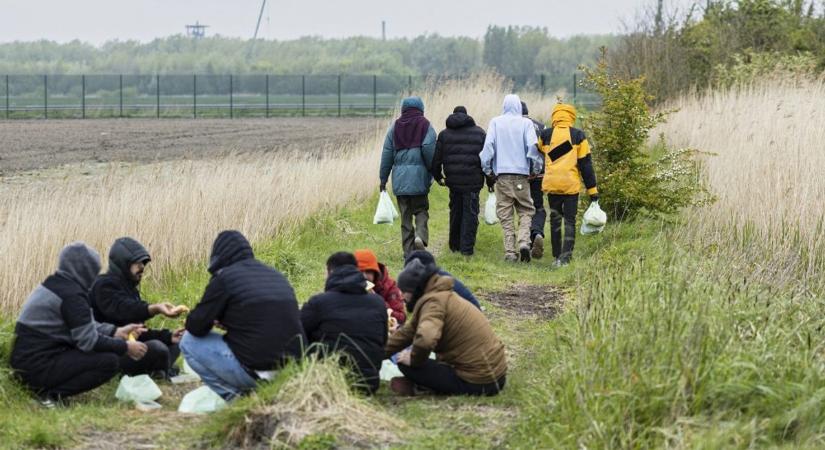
[1,74,600,119]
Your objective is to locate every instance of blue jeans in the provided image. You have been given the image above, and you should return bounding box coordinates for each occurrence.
[180,332,257,401]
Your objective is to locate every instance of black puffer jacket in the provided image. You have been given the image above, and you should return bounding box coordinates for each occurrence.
[432,112,486,193]
[300,265,388,394]
[186,231,306,371]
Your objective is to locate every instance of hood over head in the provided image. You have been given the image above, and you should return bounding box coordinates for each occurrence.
[404,250,437,268]
[57,242,101,291]
[502,94,523,116]
[445,111,476,130]
[552,104,577,128]
[325,265,368,294]
[208,230,254,274]
[401,96,425,113]
[394,97,430,150]
[108,237,150,284]
[520,101,529,116]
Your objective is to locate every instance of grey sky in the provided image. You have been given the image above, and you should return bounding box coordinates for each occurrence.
[0,0,692,44]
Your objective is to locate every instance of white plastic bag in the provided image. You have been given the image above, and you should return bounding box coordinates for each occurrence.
[373,191,399,225]
[484,192,499,225]
[115,375,162,403]
[379,359,404,382]
[178,386,227,414]
[581,201,607,235]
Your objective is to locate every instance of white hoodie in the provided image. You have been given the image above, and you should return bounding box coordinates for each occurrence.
[480,94,543,177]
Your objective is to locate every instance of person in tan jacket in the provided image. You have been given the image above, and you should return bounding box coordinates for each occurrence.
[385,259,507,396]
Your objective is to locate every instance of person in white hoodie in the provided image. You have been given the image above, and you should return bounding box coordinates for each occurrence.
[480,95,544,262]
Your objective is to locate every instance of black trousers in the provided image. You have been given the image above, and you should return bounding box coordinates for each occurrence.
[120,340,180,377]
[529,178,546,241]
[19,350,120,399]
[399,359,505,396]
[448,190,480,255]
[548,194,579,262]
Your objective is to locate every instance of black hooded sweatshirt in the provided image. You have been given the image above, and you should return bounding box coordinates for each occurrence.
[90,237,172,344]
[300,265,388,393]
[185,231,305,371]
[432,112,487,193]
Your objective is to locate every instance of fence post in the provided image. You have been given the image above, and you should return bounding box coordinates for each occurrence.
[540,74,545,98]
[301,75,306,117]
[193,74,197,118]
[44,75,48,119]
[573,73,577,103]
[230,75,234,119]
[81,75,86,119]
[119,74,123,118]
[373,75,377,116]
[5,75,9,119]
[337,75,341,117]
[265,74,270,118]
[156,74,160,119]
[408,75,412,96]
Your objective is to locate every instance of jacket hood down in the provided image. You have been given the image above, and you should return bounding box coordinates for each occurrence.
[445,112,476,129]
[325,265,368,295]
[502,94,523,116]
[208,230,254,274]
[108,237,150,284]
[57,242,101,291]
[552,104,577,128]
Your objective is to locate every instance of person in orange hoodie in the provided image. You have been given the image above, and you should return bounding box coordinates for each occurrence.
[354,249,406,325]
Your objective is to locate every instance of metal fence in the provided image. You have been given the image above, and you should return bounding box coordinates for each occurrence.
[0,74,599,119]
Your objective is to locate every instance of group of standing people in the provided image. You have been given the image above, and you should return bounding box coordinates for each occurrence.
[380,94,599,266]
[10,232,505,406]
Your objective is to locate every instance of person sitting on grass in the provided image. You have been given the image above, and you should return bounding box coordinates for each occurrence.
[90,237,185,380]
[11,242,148,407]
[301,252,388,394]
[181,230,305,401]
[353,249,406,325]
[404,250,481,310]
[385,259,507,396]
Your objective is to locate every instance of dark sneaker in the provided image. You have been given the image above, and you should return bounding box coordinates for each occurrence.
[519,245,531,263]
[36,394,59,409]
[414,237,426,251]
[531,235,544,260]
[389,377,415,396]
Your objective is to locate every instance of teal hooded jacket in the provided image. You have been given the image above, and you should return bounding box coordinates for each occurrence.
[379,97,437,196]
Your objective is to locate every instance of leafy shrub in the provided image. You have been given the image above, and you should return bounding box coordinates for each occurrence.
[712,50,820,87]
[580,48,713,220]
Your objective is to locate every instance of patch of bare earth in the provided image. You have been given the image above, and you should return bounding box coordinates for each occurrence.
[485,284,565,320]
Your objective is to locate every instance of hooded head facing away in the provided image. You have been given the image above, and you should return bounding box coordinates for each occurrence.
[520,101,529,116]
[108,237,150,284]
[208,230,254,274]
[552,104,577,128]
[401,96,425,113]
[58,242,101,291]
[446,106,476,130]
[502,94,523,116]
[404,250,437,268]
[394,96,430,150]
[397,258,440,307]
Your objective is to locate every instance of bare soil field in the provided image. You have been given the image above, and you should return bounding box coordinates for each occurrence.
[0,117,384,174]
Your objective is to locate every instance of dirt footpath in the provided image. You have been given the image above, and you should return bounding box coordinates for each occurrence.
[0,117,384,174]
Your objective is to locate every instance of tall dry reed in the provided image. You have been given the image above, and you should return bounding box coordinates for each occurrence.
[0,73,554,316]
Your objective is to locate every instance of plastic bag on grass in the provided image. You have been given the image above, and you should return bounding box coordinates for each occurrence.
[115,375,162,403]
[178,386,226,414]
[373,191,399,225]
[484,193,499,225]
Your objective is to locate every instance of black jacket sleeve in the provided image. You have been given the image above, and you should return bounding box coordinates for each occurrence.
[61,292,127,355]
[431,133,445,182]
[93,278,152,324]
[185,276,229,337]
[140,328,173,346]
[300,297,322,341]
[577,153,598,190]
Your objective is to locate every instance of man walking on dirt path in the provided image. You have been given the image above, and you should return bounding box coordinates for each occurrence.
[522,101,548,260]
[379,96,437,257]
[431,106,486,256]
[480,94,543,263]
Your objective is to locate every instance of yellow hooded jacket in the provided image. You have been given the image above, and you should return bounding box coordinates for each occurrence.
[539,104,598,196]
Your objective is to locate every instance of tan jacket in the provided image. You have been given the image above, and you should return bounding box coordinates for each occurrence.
[385,274,507,384]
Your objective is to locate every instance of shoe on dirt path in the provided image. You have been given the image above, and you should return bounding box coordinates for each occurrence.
[414,237,426,251]
[531,235,544,260]
[519,245,531,263]
[390,377,416,396]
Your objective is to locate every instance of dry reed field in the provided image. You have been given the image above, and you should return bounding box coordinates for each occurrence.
[0,74,550,317]
[658,80,825,293]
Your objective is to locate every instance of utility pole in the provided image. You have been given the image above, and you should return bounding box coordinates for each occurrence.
[248,0,268,59]
[382,21,386,41]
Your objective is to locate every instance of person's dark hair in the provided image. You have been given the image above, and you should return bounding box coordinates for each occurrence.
[326,252,357,272]
[404,250,436,268]
[453,105,467,114]
[520,101,529,116]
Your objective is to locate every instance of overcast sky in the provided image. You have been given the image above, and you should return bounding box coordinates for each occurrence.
[0,0,697,45]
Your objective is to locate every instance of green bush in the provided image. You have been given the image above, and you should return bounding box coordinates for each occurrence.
[712,50,820,87]
[580,48,712,220]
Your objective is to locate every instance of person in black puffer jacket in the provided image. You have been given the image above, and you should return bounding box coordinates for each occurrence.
[181,230,306,401]
[431,106,487,256]
[301,252,388,394]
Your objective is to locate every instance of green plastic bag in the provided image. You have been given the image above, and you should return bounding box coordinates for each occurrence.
[178,386,227,414]
[115,375,162,403]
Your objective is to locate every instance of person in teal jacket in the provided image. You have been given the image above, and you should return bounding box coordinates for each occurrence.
[379,97,437,257]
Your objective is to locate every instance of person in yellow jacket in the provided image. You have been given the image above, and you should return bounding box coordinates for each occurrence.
[538,104,599,266]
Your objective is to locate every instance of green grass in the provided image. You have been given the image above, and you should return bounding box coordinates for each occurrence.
[0,184,821,448]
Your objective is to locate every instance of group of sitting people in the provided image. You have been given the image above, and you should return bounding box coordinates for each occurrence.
[10,230,507,406]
